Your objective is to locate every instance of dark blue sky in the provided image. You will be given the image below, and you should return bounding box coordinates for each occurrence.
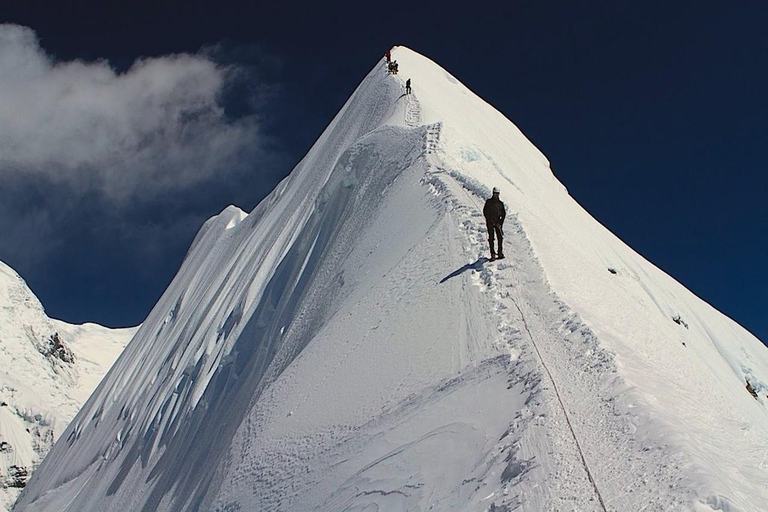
[2,1,766,344]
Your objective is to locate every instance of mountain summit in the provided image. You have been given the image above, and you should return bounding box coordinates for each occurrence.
[14,47,768,512]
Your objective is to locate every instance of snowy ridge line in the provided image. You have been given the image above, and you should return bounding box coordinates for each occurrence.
[416,108,665,508]
[442,166,607,511]
[404,93,421,128]
[509,296,608,512]
[447,165,609,509]
[418,119,606,506]
[423,165,604,509]
[430,161,698,510]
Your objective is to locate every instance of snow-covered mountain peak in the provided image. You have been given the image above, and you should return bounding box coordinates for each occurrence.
[14,47,768,512]
[0,260,137,511]
[0,260,45,320]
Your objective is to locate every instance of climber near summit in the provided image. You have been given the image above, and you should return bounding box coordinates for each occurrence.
[406,78,412,94]
[483,187,506,261]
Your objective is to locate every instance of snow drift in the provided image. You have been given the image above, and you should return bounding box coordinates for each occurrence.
[0,260,137,511]
[13,47,768,512]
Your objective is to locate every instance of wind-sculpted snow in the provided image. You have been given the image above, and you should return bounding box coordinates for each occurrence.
[15,47,768,512]
[118,126,426,512]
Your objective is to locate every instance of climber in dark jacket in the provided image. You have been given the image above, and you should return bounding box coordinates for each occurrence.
[483,187,506,260]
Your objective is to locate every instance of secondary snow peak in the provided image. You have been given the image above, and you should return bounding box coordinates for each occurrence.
[0,260,136,512]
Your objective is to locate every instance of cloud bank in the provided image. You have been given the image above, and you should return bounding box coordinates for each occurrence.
[0,24,286,325]
[0,24,261,201]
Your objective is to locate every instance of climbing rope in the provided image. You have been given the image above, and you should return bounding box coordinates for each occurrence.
[510,298,609,512]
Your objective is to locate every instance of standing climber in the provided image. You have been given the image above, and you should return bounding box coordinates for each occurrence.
[392,61,399,75]
[406,78,412,94]
[385,50,392,64]
[483,187,506,260]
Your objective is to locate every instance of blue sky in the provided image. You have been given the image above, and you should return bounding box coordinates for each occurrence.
[1,1,766,344]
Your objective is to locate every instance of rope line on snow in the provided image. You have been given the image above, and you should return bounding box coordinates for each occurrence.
[509,298,609,512]
[446,173,609,512]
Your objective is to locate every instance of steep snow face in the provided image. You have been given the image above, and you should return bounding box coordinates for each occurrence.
[15,48,768,512]
[0,261,137,511]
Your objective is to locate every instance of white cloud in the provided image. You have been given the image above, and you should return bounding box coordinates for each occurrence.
[0,24,261,202]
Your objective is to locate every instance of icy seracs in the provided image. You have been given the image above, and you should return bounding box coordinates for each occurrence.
[13,47,768,512]
[0,260,137,512]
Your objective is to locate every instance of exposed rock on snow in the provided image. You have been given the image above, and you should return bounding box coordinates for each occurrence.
[746,379,758,399]
[40,333,75,364]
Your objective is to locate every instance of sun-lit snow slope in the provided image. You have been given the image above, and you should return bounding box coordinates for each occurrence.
[388,49,768,510]
[0,260,136,512]
[15,47,768,512]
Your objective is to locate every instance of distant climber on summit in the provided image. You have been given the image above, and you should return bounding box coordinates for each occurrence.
[483,187,506,260]
[406,78,412,94]
[385,50,392,64]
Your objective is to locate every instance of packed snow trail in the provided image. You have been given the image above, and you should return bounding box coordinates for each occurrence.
[424,162,692,510]
[425,115,608,508]
[419,112,608,507]
[444,171,610,511]
[509,297,608,512]
[14,47,768,512]
[432,152,608,509]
